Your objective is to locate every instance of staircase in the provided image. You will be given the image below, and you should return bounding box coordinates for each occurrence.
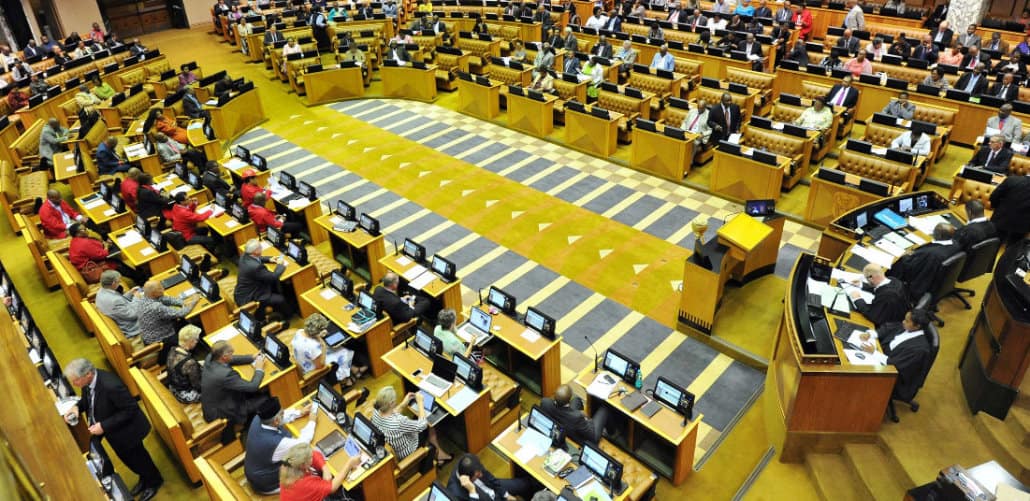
[973,394,1030,485]
[806,441,915,501]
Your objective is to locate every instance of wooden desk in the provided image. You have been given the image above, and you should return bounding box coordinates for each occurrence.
[379,253,463,319]
[203,204,259,251]
[123,141,163,177]
[297,285,394,377]
[804,176,890,228]
[304,67,366,105]
[203,325,303,406]
[678,213,783,334]
[284,394,399,501]
[480,309,562,397]
[960,279,1029,420]
[456,78,502,120]
[380,64,438,102]
[53,151,94,198]
[186,119,222,162]
[630,125,699,181]
[573,368,700,486]
[315,213,387,285]
[710,148,791,202]
[108,226,177,276]
[152,268,232,333]
[75,194,133,232]
[207,88,267,142]
[565,106,623,158]
[220,155,271,188]
[381,344,495,453]
[493,420,658,499]
[506,91,557,138]
[270,192,328,245]
[238,241,320,312]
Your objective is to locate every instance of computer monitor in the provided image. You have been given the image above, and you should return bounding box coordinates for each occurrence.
[231,202,249,223]
[653,376,696,420]
[528,404,565,446]
[744,199,776,217]
[453,352,482,390]
[357,290,377,315]
[148,229,165,251]
[173,162,187,180]
[214,189,229,210]
[266,225,285,249]
[238,309,259,340]
[279,171,297,191]
[403,238,426,262]
[297,180,316,201]
[524,306,556,339]
[316,381,344,414]
[351,209,378,235]
[350,412,383,453]
[335,200,356,220]
[413,327,441,357]
[430,254,456,282]
[250,153,268,171]
[263,334,290,367]
[486,286,516,315]
[854,210,869,230]
[180,254,197,281]
[579,441,624,493]
[602,348,639,385]
[425,482,457,501]
[430,354,458,382]
[187,170,202,190]
[286,240,308,265]
[199,273,219,301]
[235,145,251,162]
[327,270,353,299]
[98,180,110,200]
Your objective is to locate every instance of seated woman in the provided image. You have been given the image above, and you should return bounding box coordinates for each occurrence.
[147,108,189,145]
[891,129,932,156]
[921,67,951,89]
[291,313,368,389]
[166,325,203,403]
[938,42,964,66]
[68,223,146,284]
[371,386,452,465]
[434,309,474,358]
[279,443,361,500]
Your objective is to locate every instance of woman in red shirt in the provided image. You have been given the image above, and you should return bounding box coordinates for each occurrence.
[240,168,271,208]
[67,223,146,284]
[121,167,141,212]
[792,4,813,41]
[279,443,362,501]
[170,192,216,251]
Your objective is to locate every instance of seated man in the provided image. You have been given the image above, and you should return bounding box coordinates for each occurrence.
[845,263,909,327]
[170,192,216,251]
[889,223,962,301]
[985,104,1022,144]
[681,100,713,159]
[650,43,674,72]
[890,129,932,157]
[235,238,289,321]
[824,76,859,123]
[39,118,69,169]
[372,272,431,324]
[154,132,206,168]
[248,192,303,235]
[856,309,934,403]
[447,453,535,501]
[95,270,142,339]
[244,397,318,495]
[240,168,271,208]
[881,92,915,120]
[96,137,132,175]
[954,200,997,253]
[968,134,1012,174]
[68,223,146,284]
[539,384,609,445]
[137,280,200,364]
[121,168,141,212]
[200,161,233,197]
[39,189,85,239]
[201,340,271,443]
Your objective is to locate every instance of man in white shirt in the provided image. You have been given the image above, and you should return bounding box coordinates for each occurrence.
[584,7,608,30]
[650,43,675,71]
[843,0,865,30]
[681,100,712,159]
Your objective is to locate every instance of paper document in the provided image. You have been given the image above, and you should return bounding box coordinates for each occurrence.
[871,146,888,155]
[586,373,619,399]
[516,427,552,456]
[882,231,915,250]
[908,214,949,235]
[576,480,613,501]
[874,238,906,258]
[224,158,247,169]
[287,198,309,210]
[520,328,542,343]
[831,268,865,285]
[740,146,754,156]
[843,349,888,366]
[28,348,41,364]
[396,255,412,267]
[103,208,117,216]
[83,197,107,209]
[169,184,190,196]
[514,446,538,464]
[984,127,1001,137]
[225,220,239,228]
[204,99,218,106]
[728,133,742,144]
[55,397,80,416]
[66,165,77,172]
[208,329,240,343]
[408,272,435,291]
[117,230,144,246]
[853,245,895,269]
[320,288,336,300]
[445,386,479,412]
[841,282,875,304]
[140,247,156,256]
[904,232,927,245]
[401,264,428,281]
[845,327,876,348]
[771,122,785,130]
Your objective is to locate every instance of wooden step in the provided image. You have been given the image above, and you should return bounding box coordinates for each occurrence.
[843,443,913,501]
[1006,403,1030,447]
[974,412,1030,485]
[805,453,872,501]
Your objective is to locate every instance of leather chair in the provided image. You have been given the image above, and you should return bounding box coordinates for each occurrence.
[945,237,1001,309]
[918,251,968,327]
[887,319,940,423]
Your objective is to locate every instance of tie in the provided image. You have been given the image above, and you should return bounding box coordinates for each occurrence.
[88,386,96,425]
[968,58,976,69]
[835,88,846,106]
[965,75,977,93]
[986,150,995,166]
[170,141,179,153]
[688,113,700,130]
[724,106,730,129]
[999,86,1008,98]
[693,19,697,30]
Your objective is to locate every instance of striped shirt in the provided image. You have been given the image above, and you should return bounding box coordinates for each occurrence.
[371,409,426,459]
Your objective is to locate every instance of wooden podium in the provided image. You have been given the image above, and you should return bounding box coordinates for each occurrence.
[678,214,783,334]
[630,125,699,181]
[506,91,557,137]
[208,87,267,142]
[381,64,438,102]
[304,67,365,105]
[565,106,622,157]
[803,175,885,227]
[457,78,502,120]
[711,148,791,202]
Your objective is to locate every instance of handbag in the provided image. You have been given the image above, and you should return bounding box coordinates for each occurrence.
[81,260,104,284]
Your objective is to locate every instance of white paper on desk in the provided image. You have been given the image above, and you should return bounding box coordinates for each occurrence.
[586,373,619,400]
[287,198,309,210]
[102,208,117,216]
[882,231,915,250]
[204,99,218,106]
[224,158,247,169]
[807,278,830,296]
[117,230,144,246]
[841,282,875,304]
[63,152,74,160]
[396,255,412,267]
[225,219,240,228]
[329,215,343,226]
[320,288,336,300]
[747,54,761,61]
[408,272,435,291]
[516,427,552,457]
[260,241,271,251]
[853,245,895,269]
[576,480,613,501]
[66,165,77,172]
[169,184,190,196]
[187,122,203,130]
[520,328,542,343]
[844,349,888,366]
[728,133,742,144]
[402,264,428,281]
[1014,143,1030,155]
[514,446,538,464]
[740,146,754,156]
[446,386,479,413]
[874,238,906,258]
[871,146,888,156]
[153,181,171,190]
[140,247,156,256]
[831,268,865,285]
[83,197,107,209]
[904,232,927,245]
[846,328,877,347]
[55,397,80,416]
[820,285,845,309]
[909,214,948,235]
[208,329,240,343]
[996,482,1030,501]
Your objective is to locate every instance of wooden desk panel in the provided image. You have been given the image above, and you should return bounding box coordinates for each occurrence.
[457,78,502,120]
[315,213,387,284]
[239,242,320,301]
[379,253,463,318]
[75,195,133,231]
[804,177,885,228]
[710,150,789,202]
[507,92,557,138]
[204,205,259,251]
[298,286,394,377]
[380,65,438,102]
[203,325,302,406]
[186,119,223,162]
[109,227,177,276]
[630,126,698,181]
[482,310,562,397]
[53,151,94,198]
[305,67,366,105]
[207,88,267,142]
[152,268,232,333]
[565,108,622,158]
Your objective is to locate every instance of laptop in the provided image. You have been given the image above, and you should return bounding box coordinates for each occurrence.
[420,355,457,397]
[315,429,348,457]
[408,389,447,425]
[160,254,198,290]
[456,306,492,346]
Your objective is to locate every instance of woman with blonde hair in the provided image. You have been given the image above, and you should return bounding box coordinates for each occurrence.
[166,325,203,403]
[370,386,452,465]
[279,443,361,500]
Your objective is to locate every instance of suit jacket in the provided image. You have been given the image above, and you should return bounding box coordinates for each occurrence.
[263,31,284,45]
[372,285,414,323]
[753,6,772,17]
[954,72,988,95]
[136,185,170,219]
[39,199,79,239]
[824,84,859,109]
[930,28,953,48]
[707,102,742,142]
[910,44,938,63]
[445,454,508,501]
[39,123,68,160]
[843,6,865,30]
[957,32,982,48]
[540,396,597,445]
[533,50,554,71]
[183,93,204,118]
[786,44,810,66]
[984,39,1009,54]
[603,15,622,32]
[387,45,411,62]
[877,322,933,401]
[200,355,264,423]
[925,4,948,27]
[989,82,1020,102]
[592,42,613,59]
[881,100,915,120]
[990,175,1030,235]
[95,141,124,173]
[80,369,152,451]
[563,34,578,52]
[954,219,998,252]
[853,279,909,327]
[684,14,708,31]
[889,241,962,300]
[738,40,763,57]
[959,52,989,69]
[985,115,1023,143]
[234,253,286,305]
[836,37,860,55]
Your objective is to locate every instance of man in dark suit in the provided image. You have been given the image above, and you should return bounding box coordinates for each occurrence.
[990,172,1030,245]
[824,75,859,108]
[201,340,270,442]
[954,200,997,253]
[889,223,963,301]
[707,92,742,143]
[858,310,934,403]
[372,272,430,324]
[540,384,610,445]
[684,9,708,32]
[182,86,208,119]
[22,40,41,58]
[386,39,411,63]
[263,24,284,45]
[846,264,909,327]
[591,35,613,59]
[446,453,534,501]
[533,5,554,32]
[954,63,988,95]
[235,238,289,321]
[930,20,953,49]
[924,1,949,29]
[959,46,989,70]
[64,358,163,501]
[836,28,860,56]
[603,9,622,32]
[969,135,1013,174]
[989,72,1020,102]
[784,39,810,65]
[754,0,773,18]
[910,35,938,64]
[739,33,764,70]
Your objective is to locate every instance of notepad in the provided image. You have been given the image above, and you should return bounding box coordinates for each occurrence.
[208,329,240,343]
[516,427,551,456]
[401,264,428,281]
[408,272,435,291]
[520,328,541,343]
[140,247,156,256]
[117,230,144,246]
[225,220,239,228]
[320,288,336,300]
[395,256,412,267]
[852,245,894,269]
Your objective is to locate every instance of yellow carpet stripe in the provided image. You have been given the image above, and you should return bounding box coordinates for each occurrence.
[488,261,537,289]
[458,246,509,277]
[368,197,409,218]
[685,355,735,399]
[601,191,646,218]
[520,276,571,308]
[555,293,605,332]
[632,202,677,231]
[349,187,389,206]
[639,333,688,375]
[382,208,432,235]
[593,311,645,353]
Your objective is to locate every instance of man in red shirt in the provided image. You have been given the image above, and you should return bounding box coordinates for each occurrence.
[170,192,216,251]
[247,192,303,236]
[121,167,141,212]
[239,168,270,208]
[67,223,146,284]
[39,189,85,239]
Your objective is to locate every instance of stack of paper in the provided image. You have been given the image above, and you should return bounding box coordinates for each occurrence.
[515,427,551,457]
[187,122,203,130]
[728,133,742,144]
[874,238,906,258]
[831,268,865,285]
[882,232,915,250]
[520,328,542,343]
[208,329,239,343]
[586,373,619,399]
[853,245,895,268]
[117,230,144,246]
[395,255,412,266]
[408,272,435,291]
[402,264,428,281]
[871,146,889,155]
[83,197,107,209]
[445,386,479,412]
[225,158,247,169]
[909,214,949,235]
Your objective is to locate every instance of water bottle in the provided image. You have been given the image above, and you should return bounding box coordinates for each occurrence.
[634,369,643,390]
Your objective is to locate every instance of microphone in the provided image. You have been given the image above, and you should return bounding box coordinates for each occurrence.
[516,409,523,432]
[585,335,599,373]
[477,288,484,306]
[392,239,399,255]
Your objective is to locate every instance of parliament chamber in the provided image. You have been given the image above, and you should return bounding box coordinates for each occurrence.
[4,0,1030,500]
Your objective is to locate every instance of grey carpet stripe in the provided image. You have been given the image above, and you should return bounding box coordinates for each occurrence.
[528,166,579,192]
[582,184,635,214]
[611,194,666,227]
[644,206,700,240]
